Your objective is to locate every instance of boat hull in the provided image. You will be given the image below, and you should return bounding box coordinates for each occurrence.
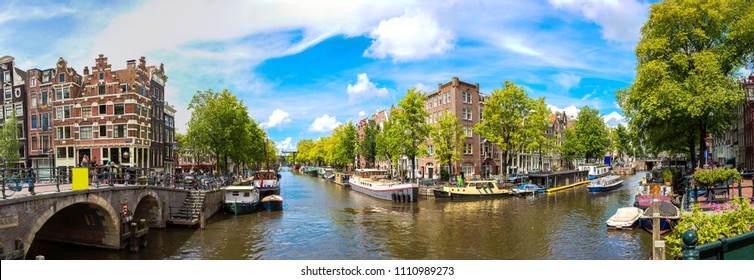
[640,218,678,235]
[433,188,510,199]
[349,181,418,202]
[224,202,257,215]
[587,182,623,192]
[607,219,639,230]
[259,195,284,211]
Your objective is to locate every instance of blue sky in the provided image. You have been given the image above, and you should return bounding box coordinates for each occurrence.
[3,0,664,151]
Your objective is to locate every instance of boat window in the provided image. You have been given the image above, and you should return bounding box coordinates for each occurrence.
[232,192,239,196]
[244,192,250,197]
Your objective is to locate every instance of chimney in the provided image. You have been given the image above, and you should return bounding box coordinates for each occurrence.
[83,66,89,76]
[127,60,136,69]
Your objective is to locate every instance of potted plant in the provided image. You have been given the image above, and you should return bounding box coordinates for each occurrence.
[663,169,673,186]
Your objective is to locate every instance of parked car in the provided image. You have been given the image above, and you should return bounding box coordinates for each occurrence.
[507,173,527,183]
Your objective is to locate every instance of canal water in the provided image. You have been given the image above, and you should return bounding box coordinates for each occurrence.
[28,168,654,260]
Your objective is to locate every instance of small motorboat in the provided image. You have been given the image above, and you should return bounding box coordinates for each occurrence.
[606,207,643,230]
[260,195,284,211]
[510,183,543,195]
[640,200,681,235]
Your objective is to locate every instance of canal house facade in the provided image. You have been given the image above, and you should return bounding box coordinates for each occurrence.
[25,66,56,175]
[1,55,29,168]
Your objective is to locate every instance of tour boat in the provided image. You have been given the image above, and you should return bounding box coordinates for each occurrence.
[633,183,673,209]
[578,165,612,180]
[259,195,284,211]
[639,200,681,235]
[510,183,544,195]
[586,175,624,192]
[254,169,281,197]
[526,170,591,193]
[223,185,260,215]
[434,180,512,199]
[348,169,418,202]
[605,207,643,230]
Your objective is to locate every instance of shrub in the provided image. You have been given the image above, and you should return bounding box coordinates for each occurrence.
[665,198,754,258]
[693,168,741,186]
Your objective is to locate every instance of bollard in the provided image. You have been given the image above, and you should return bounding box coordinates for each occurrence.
[130,222,139,252]
[682,230,700,260]
[36,255,45,260]
[652,199,665,260]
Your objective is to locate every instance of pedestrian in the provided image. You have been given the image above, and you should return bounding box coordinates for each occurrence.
[457,172,465,187]
[81,155,89,167]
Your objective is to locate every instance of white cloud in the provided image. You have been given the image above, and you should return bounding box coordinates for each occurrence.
[0,3,76,24]
[262,109,291,128]
[275,137,295,151]
[603,111,627,127]
[413,82,433,94]
[347,73,389,104]
[364,9,455,62]
[553,73,582,92]
[549,0,649,42]
[309,114,341,133]
[547,104,580,119]
[358,111,366,117]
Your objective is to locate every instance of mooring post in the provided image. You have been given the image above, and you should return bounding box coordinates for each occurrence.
[652,199,665,260]
[130,222,138,252]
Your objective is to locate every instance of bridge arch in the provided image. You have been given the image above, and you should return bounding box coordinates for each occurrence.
[25,194,121,258]
[133,189,164,228]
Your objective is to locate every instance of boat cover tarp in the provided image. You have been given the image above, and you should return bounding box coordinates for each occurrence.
[642,201,679,218]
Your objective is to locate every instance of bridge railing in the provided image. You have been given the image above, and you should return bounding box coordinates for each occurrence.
[682,229,754,260]
[1,167,36,199]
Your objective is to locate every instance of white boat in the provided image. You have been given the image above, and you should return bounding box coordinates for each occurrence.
[586,175,624,192]
[605,207,643,230]
[348,169,418,202]
[578,165,611,180]
[223,185,260,215]
[253,169,280,197]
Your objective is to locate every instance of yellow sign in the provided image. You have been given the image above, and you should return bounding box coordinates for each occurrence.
[72,167,89,190]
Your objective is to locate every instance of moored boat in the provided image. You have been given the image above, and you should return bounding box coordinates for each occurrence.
[348,169,418,202]
[633,183,673,209]
[433,180,511,199]
[333,171,352,186]
[254,169,281,197]
[526,170,590,193]
[259,195,284,211]
[587,175,624,192]
[578,165,611,180]
[606,207,643,230]
[510,183,543,195]
[640,200,681,235]
[223,185,260,215]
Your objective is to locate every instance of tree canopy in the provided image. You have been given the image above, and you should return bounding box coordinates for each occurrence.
[0,108,21,168]
[394,88,430,180]
[618,0,754,164]
[573,106,609,163]
[431,110,463,174]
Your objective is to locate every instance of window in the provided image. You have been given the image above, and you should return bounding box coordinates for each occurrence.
[98,85,106,95]
[31,115,37,129]
[57,147,66,158]
[99,71,104,80]
[462,91,472,103]
[58,73,65,83]
[56,126,71,139]
[14,88,20,98]
[31,77,37,87]
[462,108,473,121]
[103,148,109,158]
[63,87,70,99]
[42,72,50,83]
[15,104,22,116]
[56,88,63,100]
[31,136,38,151]
[4,106,11,118]
[99,125,107,138]
[136,104,141,116]
[31,93,37,108]
[4,88,10,100]
[115,104,124,115]
[464,143,473,155]
[428,145,433,156]
[41,91,48,105]
[143,106,148,116]
[121,84,129,93]
[99,105,106,115]
[41,113,50,131]
[114,124,126,138]
[3,70,9,82]
[462,163,474,176]
[464,126,472,138]
[445,92,450,103]
[141,86,145,96]
[80,126,92,140]
[68,147,73,158]
[41,136,50,151]
[480,108,484,120]
[56,106,70,119]
[82,107,92,118]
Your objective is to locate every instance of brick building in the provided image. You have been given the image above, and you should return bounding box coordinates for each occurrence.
[1,55,28,167]
[61,55,153,168]
[25,66,56,175]
[149,64,169,172]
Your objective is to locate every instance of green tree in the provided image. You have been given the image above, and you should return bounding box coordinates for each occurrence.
[559,126,582,170]
[618,0,754,164]
[574,106,609,163]
[376,109,402,174]
[475,80,532,176]
[186,89,262,173]
[614,124,632,161]
[524,97,552,170]
[333,122,358,169]
[431,110,463,176]
[358,120,378,168]
[395,88,430,180]
[0,108,21,168]
[296,139,314,165]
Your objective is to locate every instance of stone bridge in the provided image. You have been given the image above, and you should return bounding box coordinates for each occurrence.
[0,186,224,259]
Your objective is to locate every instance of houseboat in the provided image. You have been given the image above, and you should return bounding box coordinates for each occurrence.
[254,169,281,197]
[333,171,352,186]
[633,183,673,209]
[433,180,511,199]
[526,170,590,193]
[348,169,418,202]
[223,185,260,215]
[578,165,611,180]
[586,175,624,192]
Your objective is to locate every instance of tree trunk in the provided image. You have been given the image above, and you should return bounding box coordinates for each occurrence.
[699,124,707,167]
[688,129,696,168]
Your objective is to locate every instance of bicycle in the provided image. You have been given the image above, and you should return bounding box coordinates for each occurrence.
[3,175,34,198]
